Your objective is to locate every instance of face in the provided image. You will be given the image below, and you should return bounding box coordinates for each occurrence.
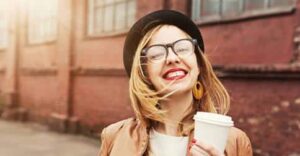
[145,25,200,95]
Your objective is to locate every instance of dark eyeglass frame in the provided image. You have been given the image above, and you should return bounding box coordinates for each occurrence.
[141,38,198,60]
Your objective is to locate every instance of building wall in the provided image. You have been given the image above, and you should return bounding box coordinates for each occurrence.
[202,14,296,65]
[224,78,300,156]
[19,75,59,122]
[16,0,61,123]
[0,0,299,155]
[73,0,126,69]
[72,75,132,128]
[0,72,4,93]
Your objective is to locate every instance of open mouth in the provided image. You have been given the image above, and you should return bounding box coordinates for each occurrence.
[163,68,188,80]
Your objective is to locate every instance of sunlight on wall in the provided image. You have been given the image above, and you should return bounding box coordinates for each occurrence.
[0,1,9,49]
[27,0,58,44]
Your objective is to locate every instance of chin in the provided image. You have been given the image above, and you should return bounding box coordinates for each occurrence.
[153,78,194,94]
[162,83,193,95]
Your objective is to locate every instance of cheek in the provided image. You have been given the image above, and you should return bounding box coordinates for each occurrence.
[192,67,200,79]
[190,62,200,80]
[146,64,160,81]
[196,65,200,75]
[188,55,200,74]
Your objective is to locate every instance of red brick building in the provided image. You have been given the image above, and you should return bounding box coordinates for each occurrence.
[0,0,299,155]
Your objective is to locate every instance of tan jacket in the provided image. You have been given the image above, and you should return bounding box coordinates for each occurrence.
[98,118,253,156]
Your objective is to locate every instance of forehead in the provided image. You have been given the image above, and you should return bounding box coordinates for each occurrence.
[148,25,190,45]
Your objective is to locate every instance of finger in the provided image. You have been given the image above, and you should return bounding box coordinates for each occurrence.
[193,140,223,156]
[190,145,209,156]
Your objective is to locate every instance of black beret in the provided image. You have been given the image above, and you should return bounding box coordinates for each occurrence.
[123,10,204,77]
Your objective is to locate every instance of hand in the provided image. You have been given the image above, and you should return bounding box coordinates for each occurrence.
[188,139,225,156]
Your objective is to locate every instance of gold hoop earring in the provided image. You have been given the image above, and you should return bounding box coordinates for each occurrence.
[192,81,204,100]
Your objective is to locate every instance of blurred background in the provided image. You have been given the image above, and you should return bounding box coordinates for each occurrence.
[0,0,299,156]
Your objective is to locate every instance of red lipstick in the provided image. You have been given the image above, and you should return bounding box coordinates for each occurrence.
[163,68,187,80]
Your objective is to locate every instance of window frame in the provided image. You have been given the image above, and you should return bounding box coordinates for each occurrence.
[86,0,136,38]
[191,0,297,25]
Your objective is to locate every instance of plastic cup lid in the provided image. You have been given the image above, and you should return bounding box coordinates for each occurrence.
[193,112,234,126]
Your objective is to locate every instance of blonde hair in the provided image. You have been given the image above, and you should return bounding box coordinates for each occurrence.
[129,24,230,132]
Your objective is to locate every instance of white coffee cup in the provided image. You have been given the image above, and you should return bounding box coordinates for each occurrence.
[193,112,234,154]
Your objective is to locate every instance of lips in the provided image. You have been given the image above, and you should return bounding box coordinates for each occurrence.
[163,68,187,80]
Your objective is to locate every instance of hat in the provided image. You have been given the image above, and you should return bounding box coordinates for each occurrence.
[123,10,204,77]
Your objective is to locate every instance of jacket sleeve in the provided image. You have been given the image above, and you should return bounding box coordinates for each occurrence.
[98,128,109,156]
[237,131,253,156]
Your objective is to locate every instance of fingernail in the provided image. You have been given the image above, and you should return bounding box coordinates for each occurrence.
[192,138,196,143]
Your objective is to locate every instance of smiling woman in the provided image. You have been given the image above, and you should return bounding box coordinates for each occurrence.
[98,10,253,156]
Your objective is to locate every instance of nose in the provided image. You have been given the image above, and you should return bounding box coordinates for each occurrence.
[165,47,180,64]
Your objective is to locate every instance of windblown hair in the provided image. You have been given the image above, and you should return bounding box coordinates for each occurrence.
[129,24,230,133]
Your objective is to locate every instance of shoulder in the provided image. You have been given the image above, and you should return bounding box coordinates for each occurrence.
[226,127,253,156]
[228,127,250,140]
[104,118,136,131]
[99,118,140,155]
[99,118,148,155]
[100,117,143,145]
[101,117,139,139]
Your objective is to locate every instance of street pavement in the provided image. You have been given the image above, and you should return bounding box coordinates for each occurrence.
[0,119,100,156]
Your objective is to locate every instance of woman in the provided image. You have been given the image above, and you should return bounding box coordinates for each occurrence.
[99,10,252,156]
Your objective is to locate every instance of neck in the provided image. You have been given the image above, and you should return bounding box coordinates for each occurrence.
[155,91,194,136]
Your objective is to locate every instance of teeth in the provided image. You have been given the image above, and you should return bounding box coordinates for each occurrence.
[166,71,185,78]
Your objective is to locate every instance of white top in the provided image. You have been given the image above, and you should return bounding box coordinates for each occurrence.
[148,129,189,156]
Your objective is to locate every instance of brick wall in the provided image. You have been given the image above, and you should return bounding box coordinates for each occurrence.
[0,0,299,155]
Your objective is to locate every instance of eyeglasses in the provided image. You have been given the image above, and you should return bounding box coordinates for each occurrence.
[141,38,197,63]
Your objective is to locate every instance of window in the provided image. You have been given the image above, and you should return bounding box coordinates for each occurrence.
[27,0,58,44]
[192,0,296,23]
[0,1,9,49]
[87,0,136,37]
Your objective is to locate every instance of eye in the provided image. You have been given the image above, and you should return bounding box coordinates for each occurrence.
[176,47,190,53]
[174,40,194,54]
[149,53,164,60]
[146,46,166,60]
